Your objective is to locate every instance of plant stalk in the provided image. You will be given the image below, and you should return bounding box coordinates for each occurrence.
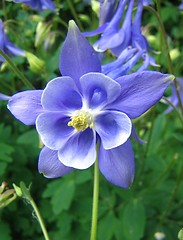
[90,154,100,240]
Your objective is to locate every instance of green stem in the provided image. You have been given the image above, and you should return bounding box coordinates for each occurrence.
[90,154,99,240]
[66,0,84,31]
[155,0,163,65]
[29,197,51,240]
[158,162,183,227]
[145,5,183,115]
[162,97,183,126]
[144,107,156,158]
[0,50,34,90]
[2,0,7,20]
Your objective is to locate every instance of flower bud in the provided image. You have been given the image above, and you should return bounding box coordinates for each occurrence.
[25,51,45,74]
[13,183,23,197]
[0,62,8,72]
[154,232,165,240]
[0,182,17,208]
[178,229,183,240]
[35,21,52,48]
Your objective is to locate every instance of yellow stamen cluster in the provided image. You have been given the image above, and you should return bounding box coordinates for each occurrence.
[67,110,94,132]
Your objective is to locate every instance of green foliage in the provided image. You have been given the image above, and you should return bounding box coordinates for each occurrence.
[121,199,146,240]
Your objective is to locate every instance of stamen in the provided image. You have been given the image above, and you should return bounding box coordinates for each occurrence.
[67,110,94,132]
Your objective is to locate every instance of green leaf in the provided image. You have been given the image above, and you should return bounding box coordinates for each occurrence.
[75,169,92,184]
[0,220,11,240]
[43,179,76,216]
[17,129,39,147]
[98,211,125,240]
[122,199,146,240]
[0,143,14,162]
[0,162,7,176]
[51,180,75,215]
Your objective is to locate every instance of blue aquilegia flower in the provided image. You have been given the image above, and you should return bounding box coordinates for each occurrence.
[13,0,55,11]
[99,0,118,26]
[0,20,25,63]
[8,21,174,188]
[85,0,156,77]
[179,1,183,10]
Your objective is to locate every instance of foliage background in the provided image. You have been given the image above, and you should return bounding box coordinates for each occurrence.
[0,0,183,239]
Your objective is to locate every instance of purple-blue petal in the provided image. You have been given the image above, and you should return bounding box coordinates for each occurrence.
[99,0,117,25]
[13,0,55,11]
[83,23,109,37]
[58,128,96,169]
[6,40,25,57]
[80,72,121,109]
[102,47,138,75]
[0,93,10,100]
[109,71,174,119]
[98,139,135,188]
[59,20,101,87]
[107,50,143,79]
[110,0,134,56]
[41,77,82,112]
[38,146,73,178]
[8,90,43,125]
[95,110,132,149]
[36,112,74,150]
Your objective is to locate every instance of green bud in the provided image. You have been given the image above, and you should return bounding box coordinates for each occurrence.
[25,51,45,74]
[178,229,183,240]
[0,182,7,194]
[0,62,8,72]
[35,21,52,48]
[13,183,23,197]
[170,48,180,61]
[0,182,17,208]
[44,31,57,50]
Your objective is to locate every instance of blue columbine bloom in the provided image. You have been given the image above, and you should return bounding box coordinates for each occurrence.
[13,0,55,11]
[99,0,118,26]
[84,0,156,76]
[0,20,25,63]
[7,21,174,188]
[179,1,183,10]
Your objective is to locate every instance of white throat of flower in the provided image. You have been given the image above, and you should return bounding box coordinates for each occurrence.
[67,110,94,132]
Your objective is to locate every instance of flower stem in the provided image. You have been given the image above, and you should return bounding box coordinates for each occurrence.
[66,0,84,31]
[145,5,183,115]
[29,197,51,240]
[90,154,100,240]
[161,97,183,126]
[2,0,7,20]
[0,50,35,90]
[16,182,51,240]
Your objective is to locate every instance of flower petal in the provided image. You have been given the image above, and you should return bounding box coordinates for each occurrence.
[58,128,96,170]
[59,20,101,87]
[8,90,43,125]
[95,110,132,149]
[6,40,25,57]
[80,72,121,109]
[98,139,134,188]
[110,71,174,119]
[0,93,10,100]
[36,112,74,150]
[38,146,73,178]
[83,23,109,37]
[41,77,82,112]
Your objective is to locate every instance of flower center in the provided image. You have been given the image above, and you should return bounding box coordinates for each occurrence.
[67,110,94,132]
